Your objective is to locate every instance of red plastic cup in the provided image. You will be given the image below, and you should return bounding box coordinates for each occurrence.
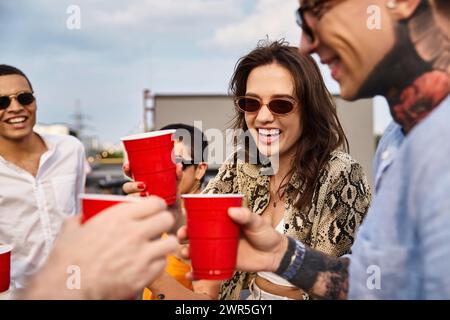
[80,194,142,224]
[122,130,177,205]
[0,244,12,293]
[182,194,243,280]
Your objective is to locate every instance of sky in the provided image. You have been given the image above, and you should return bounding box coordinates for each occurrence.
[1,0,392,147]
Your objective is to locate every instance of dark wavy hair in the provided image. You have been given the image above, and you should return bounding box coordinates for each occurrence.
[230,39,349,213]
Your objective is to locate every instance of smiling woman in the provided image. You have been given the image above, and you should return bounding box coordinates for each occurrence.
[230,39,353,216]
[202,39,372,300]
[140,40,372,301]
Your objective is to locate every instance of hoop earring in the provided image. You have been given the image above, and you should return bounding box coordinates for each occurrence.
[386,0,397,9]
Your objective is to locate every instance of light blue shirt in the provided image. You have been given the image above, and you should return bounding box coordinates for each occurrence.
[349,95,450,299]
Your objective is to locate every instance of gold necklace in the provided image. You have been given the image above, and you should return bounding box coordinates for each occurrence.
[272,185,287,208]
[270,171,291,208]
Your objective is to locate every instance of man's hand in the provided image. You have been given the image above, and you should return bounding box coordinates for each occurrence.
[23,197,178,300]
[177,207,288,278]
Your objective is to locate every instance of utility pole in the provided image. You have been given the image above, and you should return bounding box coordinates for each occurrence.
[72,99,87,138]
[71,99,94,153]
[143,89,154,132]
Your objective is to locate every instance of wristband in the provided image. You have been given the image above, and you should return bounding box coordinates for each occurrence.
[275,237,306,281]
[275,236,296,274]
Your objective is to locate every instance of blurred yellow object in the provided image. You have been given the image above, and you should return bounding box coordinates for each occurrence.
[143,254,193,300]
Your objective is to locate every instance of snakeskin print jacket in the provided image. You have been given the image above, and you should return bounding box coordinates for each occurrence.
[202,150,372,300]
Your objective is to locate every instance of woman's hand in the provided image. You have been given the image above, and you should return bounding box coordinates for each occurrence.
[122,181,147,197]
[122,161,185,235]
[121,162,184,197]
[122,163,146,196]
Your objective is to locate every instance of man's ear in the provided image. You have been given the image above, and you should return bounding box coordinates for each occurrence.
[388,0,423,21]
[195,162,208,181]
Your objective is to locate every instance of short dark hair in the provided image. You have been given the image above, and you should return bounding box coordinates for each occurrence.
[0,64,33,91]
[160,123,208,163]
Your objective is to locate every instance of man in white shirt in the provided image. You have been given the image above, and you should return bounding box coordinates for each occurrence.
[0,64,86,290]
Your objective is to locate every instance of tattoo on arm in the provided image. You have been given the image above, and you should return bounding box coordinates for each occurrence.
[275,237,350,299]
[291,247,350,300]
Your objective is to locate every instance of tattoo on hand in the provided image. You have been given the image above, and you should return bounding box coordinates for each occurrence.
[289,247,350,300]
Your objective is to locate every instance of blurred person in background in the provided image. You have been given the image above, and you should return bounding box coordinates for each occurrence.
[160,123,209,196]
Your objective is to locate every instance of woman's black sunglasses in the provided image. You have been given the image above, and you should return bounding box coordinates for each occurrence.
[175,156,196,171]
[0,91,35,110]
[234,96,297,115]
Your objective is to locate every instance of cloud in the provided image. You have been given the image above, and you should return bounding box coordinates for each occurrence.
[90,0,245,35]
[2,0,384,145]
[200,0,340,94]
[206,0,300,50]
[1,0,247,62]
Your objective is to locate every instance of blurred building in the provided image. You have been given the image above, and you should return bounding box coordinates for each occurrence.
[34,123,72,136]
[153,94,375,185]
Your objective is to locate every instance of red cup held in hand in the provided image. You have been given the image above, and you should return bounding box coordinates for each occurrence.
[182,194,243,280]
[80,194,142,224]
[121,130,177,205]
[0,244,12,293]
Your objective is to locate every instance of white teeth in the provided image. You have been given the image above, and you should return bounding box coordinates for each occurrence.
[6,117,26,124]
[259,128,280,136]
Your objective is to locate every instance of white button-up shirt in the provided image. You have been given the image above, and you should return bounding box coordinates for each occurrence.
[0,133,86,289]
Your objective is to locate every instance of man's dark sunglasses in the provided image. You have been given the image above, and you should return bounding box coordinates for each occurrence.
[175,156,196,171]
[0,91,35,110]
